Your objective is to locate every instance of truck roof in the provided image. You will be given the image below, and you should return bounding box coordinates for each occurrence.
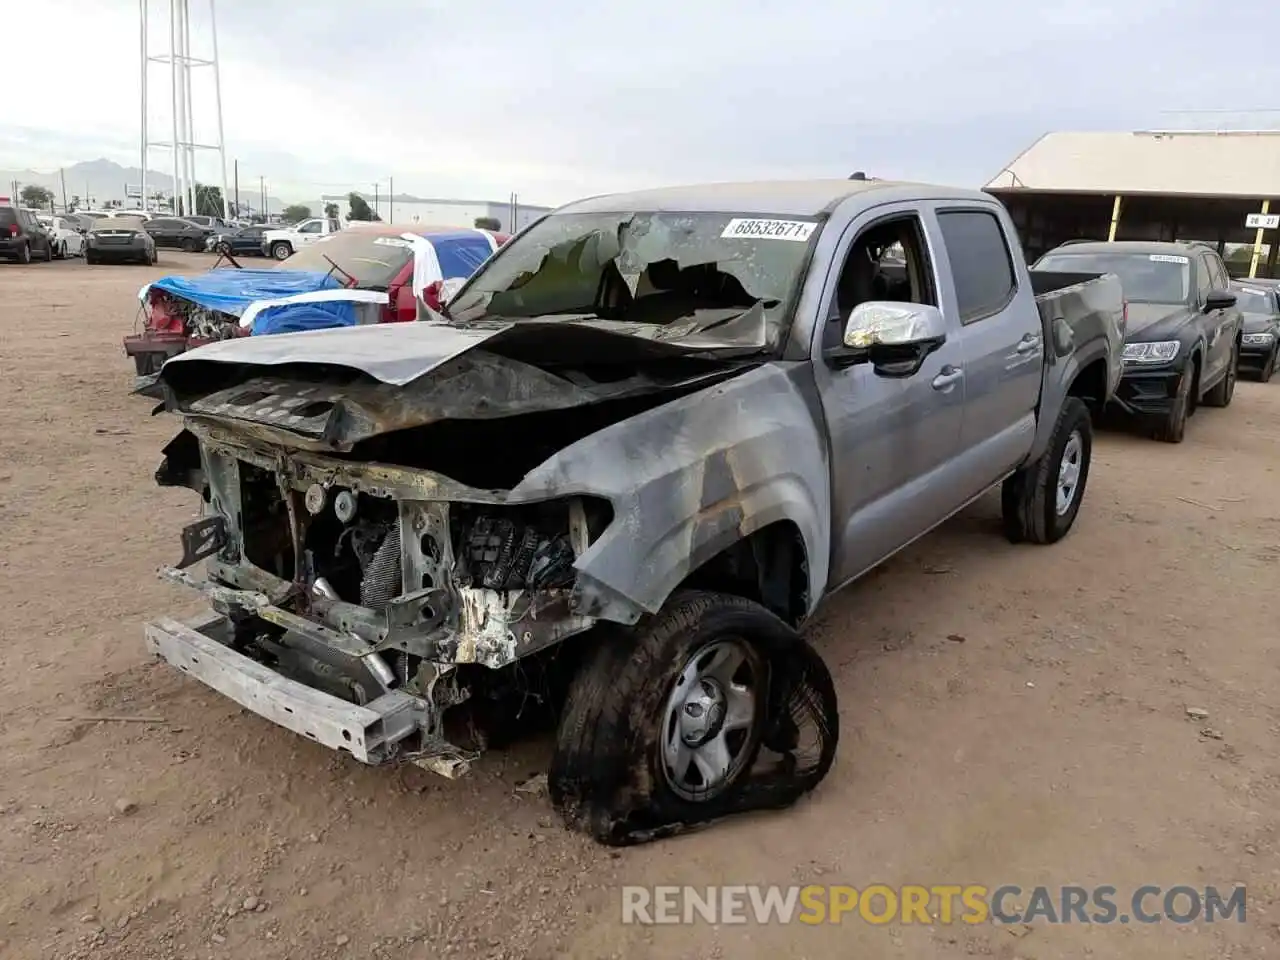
[557,178,993,217]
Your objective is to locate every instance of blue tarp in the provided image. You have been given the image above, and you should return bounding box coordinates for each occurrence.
[251,299,362,336]
[430,231,499,280]
[150,268,341,317]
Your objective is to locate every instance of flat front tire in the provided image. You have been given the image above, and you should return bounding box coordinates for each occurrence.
[550,591,834,845]
[1002,396,1093,545]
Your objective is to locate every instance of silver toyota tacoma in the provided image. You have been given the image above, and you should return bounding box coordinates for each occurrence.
[145,179,1125,844]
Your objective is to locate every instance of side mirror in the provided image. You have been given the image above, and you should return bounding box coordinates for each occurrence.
[1204,289,1236,312]
[824,302,947,377]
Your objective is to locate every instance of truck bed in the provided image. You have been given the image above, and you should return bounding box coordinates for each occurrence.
[1029,269,1125,363]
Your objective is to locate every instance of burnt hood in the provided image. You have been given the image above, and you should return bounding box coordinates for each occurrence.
[159,310,770,396]
[158,318,765,451]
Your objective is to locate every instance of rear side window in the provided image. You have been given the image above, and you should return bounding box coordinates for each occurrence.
[0,208,17,227]
[937,209,1016,324]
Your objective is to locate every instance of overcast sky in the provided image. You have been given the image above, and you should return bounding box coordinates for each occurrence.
[4,0,1279,206]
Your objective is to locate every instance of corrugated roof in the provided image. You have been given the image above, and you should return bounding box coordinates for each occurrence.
[985,131,1280,198]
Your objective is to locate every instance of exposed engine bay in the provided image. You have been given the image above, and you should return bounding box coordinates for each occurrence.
[142,288,242,342]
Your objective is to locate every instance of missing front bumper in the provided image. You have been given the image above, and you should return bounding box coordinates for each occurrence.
[144,612,472,777]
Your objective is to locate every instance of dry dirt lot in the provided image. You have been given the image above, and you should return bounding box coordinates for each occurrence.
[2,252,1280,960]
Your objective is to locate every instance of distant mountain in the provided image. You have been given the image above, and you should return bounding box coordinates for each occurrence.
[0,158,287,213]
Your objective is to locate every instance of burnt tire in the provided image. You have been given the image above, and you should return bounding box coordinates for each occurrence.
[1203,342,1239,408]
[549,590,837,846]
[1153,365,1193,443]
[1001,396,1092,545]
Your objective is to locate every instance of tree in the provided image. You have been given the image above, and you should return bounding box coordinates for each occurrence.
[282,204,312,223]
[474,216,501,231]
[347,192,381,221]
[194,183,225,217]
[20,184,54,210]
[324,202,339,219]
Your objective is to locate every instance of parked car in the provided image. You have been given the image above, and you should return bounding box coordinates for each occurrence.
[1034,240,1242,443]
[1229,278,1280,382]
[143,179,1123,845]
[143,217,214,252]
[111,209,153,220]
[185,214,231,231]
[36,215,86,258]
[61,212,97,233]
[85,216,157,265]
[262,216,342,260]
[205,223,273,256]
[0,200,55,262]
[124,225,509,392]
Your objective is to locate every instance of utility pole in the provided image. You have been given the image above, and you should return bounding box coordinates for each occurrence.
[373,183,379,219]
[140,0,147,211]
[233,158,238,216]
[259,175,264,217]
[388,176,393,222]
[59,168,68,212]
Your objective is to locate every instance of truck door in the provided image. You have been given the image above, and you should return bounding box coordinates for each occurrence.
[296,220,323,246]
[934,207,1042,483]
[813,205,967,586]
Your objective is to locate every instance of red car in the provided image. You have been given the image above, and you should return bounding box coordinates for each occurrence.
[123,224,509,392]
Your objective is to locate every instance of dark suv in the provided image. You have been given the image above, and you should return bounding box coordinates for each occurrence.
[1034,240,1242,443]
[0,203,55,263]
[144,217,215,252]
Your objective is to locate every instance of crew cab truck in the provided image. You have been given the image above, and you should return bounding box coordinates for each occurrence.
[144,180,1124,845]
[262,217,342,260]
[1034,240,1242,443]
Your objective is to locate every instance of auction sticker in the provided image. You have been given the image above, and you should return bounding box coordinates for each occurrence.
[1149,254,1189,264]
[721,218,817,242]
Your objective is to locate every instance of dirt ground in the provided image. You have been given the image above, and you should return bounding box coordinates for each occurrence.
[2,252,1279,960]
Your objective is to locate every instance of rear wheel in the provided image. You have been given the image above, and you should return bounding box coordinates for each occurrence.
[1002,396,1093,544]
[181,237,199,252]
[1203,341,1239,407]
[16,242,30,264]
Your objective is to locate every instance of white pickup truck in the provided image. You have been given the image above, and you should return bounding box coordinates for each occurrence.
[262,217,343,261]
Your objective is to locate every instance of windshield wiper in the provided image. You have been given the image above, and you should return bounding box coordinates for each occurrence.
[323,255,358,287]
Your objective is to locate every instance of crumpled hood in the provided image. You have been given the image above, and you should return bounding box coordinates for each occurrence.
[159,311,770,393]
[1124,303,1196,341]
[157,317,767,451]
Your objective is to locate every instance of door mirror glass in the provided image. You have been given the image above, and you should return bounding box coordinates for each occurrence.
[1203,289,1236,312]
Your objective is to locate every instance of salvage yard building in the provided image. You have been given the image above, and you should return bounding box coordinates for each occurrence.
[985,130,1280,278]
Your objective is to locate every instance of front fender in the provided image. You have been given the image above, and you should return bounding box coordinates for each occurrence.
[511,362,831,624]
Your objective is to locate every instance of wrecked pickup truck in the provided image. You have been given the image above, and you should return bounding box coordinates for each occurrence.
[144,179,1124,845]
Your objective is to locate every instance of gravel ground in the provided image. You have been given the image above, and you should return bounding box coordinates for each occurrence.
[2,252,1279,959]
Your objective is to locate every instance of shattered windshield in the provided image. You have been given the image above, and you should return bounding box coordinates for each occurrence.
[276,231,413,289]
[447,211,820,349]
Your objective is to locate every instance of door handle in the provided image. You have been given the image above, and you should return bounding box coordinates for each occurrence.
[931,366,963,391]
[1015,334,1042,354]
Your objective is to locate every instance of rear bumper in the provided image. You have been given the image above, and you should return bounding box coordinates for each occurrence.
[1109,365,1183,418]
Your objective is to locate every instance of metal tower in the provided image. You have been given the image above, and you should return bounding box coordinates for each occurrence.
[139,0,230,219]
